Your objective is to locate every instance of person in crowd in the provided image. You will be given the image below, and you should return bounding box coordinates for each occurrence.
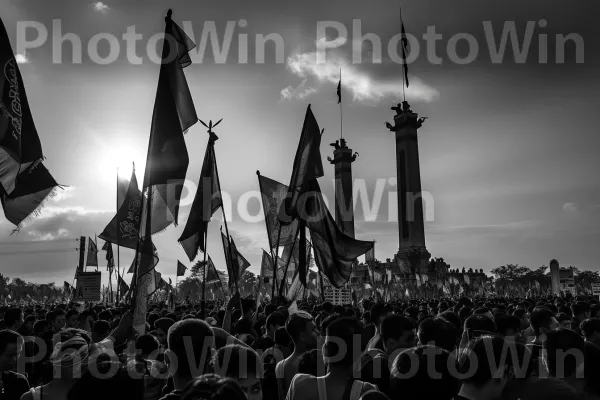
[460,314,497,348]
[21,328,93,400]
[456,335,514,400]
[416,316,455,351]
[65,310,79,329]
[4,309,24,333]
[91,320,111,343]
[154,318,175,348]
[526,307,558,376]
[286,317,377,400]
[542,329,585,394]
[390,345,459,400]
[495,314,524,343]
[0,330,29,400]
[581,318,600,348]
[212,345,263,400]
[253,312,286,353]
[571,302,591,336]
[67,360,144,400]
[365,304,392,352]
[276,311,320,400]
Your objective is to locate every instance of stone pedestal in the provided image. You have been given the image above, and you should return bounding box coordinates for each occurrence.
[328,138,358,238]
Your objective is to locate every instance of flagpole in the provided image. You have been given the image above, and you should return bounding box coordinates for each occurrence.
[116,166,121,304]
[272,226,282,302]
[400,7,407,102]
[278,229,299,299]
[212,140,243,311]
[339,68,343,140]
[201,232,208,316]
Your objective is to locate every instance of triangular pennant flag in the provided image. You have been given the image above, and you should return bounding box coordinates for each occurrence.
[176,261,187,277]
[257,174,298,249]
[102,241,114,272]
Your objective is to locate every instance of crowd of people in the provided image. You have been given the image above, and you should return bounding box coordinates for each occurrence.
[0,292,599,400]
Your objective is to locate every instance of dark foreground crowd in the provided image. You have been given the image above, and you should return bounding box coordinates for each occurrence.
[0,293,600,400]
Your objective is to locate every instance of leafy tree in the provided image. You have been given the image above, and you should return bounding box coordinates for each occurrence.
[575,270,600,286]
[491,264,530,283]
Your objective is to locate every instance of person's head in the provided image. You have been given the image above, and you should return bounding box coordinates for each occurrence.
[473,307,494,320]
[4,308,24,330]
[22,315,36,335]
[571,301,590,320]
[322,317,362,370]
[265,312,286,338]
[417,317,456,352]
[556,313,572,330]
[380,314,415,356]
[91,320,111,343]
[495,314,523,343]
[529,308,558,340]
[49,328,94,380]
[370,303,391,329]
[458,336,513,400]
[391,345,459,400]
[543,329,585,380]
[135,334,159,359]
[154,317,175,346]
[285,311,319,350]
[50,309,67,332]
[274,326,293,358]
[581,318,600,346]
[0,330,22,371]
[166,319,214,378]
[213,345,262,400]
[179,374,247,400]
[463,314,497,341]
[66,309,80,328]
[241,298,256,318]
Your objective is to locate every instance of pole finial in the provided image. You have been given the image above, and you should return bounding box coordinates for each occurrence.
[167,9,173,19]
[256,170,261,176]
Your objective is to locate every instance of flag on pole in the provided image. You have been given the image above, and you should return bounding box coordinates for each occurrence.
[118,275,129,295]
[205,256,220,283]
[365,244,375,264]
[0,16,45,196]
[260,249,274,282]
[337,76,341,104]
[221,231,250,291]
[141,9,198,230]
[400,8,410,88]
[102,241,114,272]
[178,139,223,261]
[278,105,324,225]
[86,237,98,267]
[258,174,298,249]
[176,261,187,277]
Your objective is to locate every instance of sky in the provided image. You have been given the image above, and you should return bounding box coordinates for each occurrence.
[0,0,599,289]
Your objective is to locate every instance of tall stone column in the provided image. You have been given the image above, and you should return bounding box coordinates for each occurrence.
[386,101,430,273]
[328,138,357,238]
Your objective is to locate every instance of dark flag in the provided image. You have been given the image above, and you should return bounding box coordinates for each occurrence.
[142,10,198,229]
[63,281,72,294]
[178,140,222,261]
[1,162,60,231]
[257,173,298,249]
[102,241,114,272]
[99,168,142,249]
[300,179,374,288]
[176,260,187,277]
[205,256,220,282]
[221,231,250,291]
[278,105,324,225]
[118,275,129,295]
[86,237,98,267]
[400,8,409,88]
[0,17,44,196]
[365,245,375,264]
[337,74,341,104]
[260,249,274,281]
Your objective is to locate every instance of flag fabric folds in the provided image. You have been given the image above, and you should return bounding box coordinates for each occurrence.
[365,245,375,264]
[177,260,187,277]
[400,8,409,88]
[1,161,60,232]
[118,275,129,296]
[86,237,98,267]
[0,17,44,196]
[258,174,298,249]
[300,179,374,288]
[178,141,222,261]
[102,241,114,272]
[337,78,341,104]
[221,231,250,291]
[141,10,198,230]
[260,249,274,280]
[278,105,324,225]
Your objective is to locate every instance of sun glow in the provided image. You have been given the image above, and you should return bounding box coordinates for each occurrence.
[97,142,145,184]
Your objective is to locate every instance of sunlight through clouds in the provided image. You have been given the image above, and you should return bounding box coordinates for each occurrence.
[92,2,110,14]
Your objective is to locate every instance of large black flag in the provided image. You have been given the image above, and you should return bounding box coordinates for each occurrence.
[141,9,198,230]
[258,173,298,249]
[0,17,44,196]
[178,140,222,261]
[278,105,324,225]
[299,179,373,288]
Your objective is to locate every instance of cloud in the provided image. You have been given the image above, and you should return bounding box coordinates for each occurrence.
[563,202,578,213]
[428,220,544,238]
[15,53,29,64]
[92,2,110,13]
[280,79,318,101]
[282,47,439,104]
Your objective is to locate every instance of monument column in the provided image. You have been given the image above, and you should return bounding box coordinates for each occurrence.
[386,101,430,272]
[328,138,358,238]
